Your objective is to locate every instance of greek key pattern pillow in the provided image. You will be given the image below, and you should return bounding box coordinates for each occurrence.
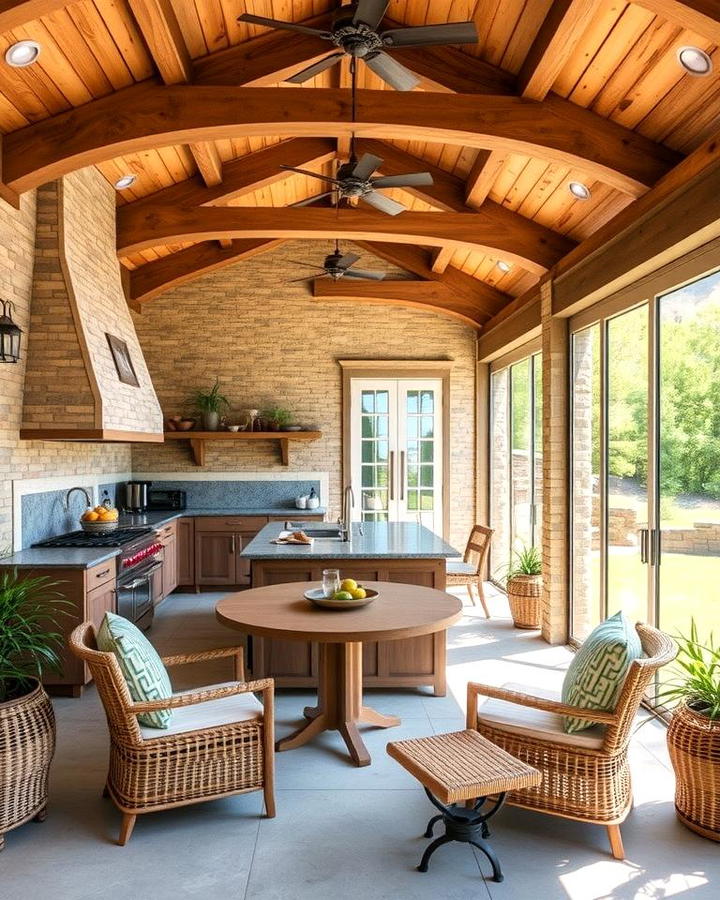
[97,611,173,729]
[561,611,642,734]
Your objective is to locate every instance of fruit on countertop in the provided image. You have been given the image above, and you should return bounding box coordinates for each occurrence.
[340,578,358,592]
[330,580,368,601]
[350,587,367,599]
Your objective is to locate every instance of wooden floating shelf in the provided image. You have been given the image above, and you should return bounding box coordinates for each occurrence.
[163,431,322,466]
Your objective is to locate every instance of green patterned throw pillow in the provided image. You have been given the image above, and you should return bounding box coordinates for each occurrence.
[97,611,173,729]
[561,611,642,734]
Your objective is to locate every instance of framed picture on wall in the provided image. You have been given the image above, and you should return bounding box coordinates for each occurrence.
[106,333,140,387]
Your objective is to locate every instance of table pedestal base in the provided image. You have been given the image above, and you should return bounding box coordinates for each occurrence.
[418,788,506,883]
[275,641,400,766]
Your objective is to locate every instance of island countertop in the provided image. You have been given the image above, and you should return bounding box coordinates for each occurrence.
[240,521,461,560]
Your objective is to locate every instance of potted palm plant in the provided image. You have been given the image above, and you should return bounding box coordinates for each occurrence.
[262,405,293,432]
[0,569,67,850]
[191,378,229,431]
[664,621,720,842]
[505,545,542,629]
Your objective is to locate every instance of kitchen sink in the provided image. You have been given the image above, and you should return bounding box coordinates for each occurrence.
[285,523,342,538]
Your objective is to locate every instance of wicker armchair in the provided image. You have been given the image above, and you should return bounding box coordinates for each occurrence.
[69,622,275,846]
[466,623,677,859]
[446,524,494,617]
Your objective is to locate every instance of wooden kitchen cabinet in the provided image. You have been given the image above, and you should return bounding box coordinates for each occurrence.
[194,516,271,588]
[176,517,195,586]
[157,520,178,597]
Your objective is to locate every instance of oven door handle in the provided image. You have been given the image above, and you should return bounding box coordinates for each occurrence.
[123,561,163,590]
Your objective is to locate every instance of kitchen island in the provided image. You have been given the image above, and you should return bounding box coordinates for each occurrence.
[240,521,461,694]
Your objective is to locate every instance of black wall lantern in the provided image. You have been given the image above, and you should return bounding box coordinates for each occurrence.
[0,299,22,363]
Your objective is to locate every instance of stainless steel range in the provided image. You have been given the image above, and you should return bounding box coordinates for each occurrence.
[34,528,163,631]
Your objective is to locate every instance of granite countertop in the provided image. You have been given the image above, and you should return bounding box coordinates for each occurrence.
[241,521,461,560]
[0,507,327,569]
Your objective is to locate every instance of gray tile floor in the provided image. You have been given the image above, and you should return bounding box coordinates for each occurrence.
[3,587,718,899]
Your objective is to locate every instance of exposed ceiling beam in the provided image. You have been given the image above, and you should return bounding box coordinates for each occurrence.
[312,278,487,330]
[357,241,510,319]
[116,205,571,274]
[117,137,337,225]
[633,1,720,45]
[0,1,69,32]
[126,0,223,189]
[430,247,455,274]
[127,239,282,306]
[391,43,516,95]
[464,150,506,208]
[4,87,679,197]
[518,0,599,101]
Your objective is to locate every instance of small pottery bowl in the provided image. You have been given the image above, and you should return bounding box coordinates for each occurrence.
[165,419,177,431]
[304,586,378,610]
[177,418,196,431]
[282,425,303,432]
[227,425,240,432]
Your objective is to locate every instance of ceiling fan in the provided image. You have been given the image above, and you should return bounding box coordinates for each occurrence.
[285,241,385,283]
[283,150,433,216]
[238,2,478,91]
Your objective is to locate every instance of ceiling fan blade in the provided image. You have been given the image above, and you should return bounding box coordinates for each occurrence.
[290,191,335,207]
[343,268,386,280]
[361,190,407,216]
[352,153,383,181]
[336,252,361,269]
[371,172,434,188]
[237,14,332,39]
[285,276,314,284]
[285,53,344,84]
[279,165,341,185]
[363,51,420,91]
[353,0,389,29]
[381,22,479,48]
[283,260,327,270]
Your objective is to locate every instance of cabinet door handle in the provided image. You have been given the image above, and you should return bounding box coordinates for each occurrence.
[400,451,406,501]
[231,536,236,554]
[95,568,110,579]
[389,450,395,501]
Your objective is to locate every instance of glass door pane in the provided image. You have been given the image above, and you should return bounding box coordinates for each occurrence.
[532,353,543,550]
[511,358,533,550]
[399,381,443,534]
[359,388,392,522]
[571,324,602,641]
[490,369,511,578]
[657,270,720,641]
[606,305,649,626]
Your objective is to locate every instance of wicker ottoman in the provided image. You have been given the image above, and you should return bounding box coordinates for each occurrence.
[387,729,541,882]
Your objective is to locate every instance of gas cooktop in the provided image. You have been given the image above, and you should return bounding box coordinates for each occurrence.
[33,527,152,548]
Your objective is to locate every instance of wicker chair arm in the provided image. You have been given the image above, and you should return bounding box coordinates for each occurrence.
[129,677,273,713]
[161,646,245,679]
[466,681,619,729]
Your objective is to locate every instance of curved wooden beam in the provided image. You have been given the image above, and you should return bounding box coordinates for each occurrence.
[3,87,679,196]
[116,205,570,274]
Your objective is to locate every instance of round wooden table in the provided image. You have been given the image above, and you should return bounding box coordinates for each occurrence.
[216,582,462,767]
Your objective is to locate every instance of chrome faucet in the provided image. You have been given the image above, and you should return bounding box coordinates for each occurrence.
[339,485,355,542]
[64,486,92,512]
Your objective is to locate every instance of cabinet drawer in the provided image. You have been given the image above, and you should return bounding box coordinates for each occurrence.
[156,520,178,540]
[194,516,268,532]
[86,560,115,589]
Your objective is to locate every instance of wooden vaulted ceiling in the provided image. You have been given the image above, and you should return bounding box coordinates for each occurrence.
[0,1,719,329]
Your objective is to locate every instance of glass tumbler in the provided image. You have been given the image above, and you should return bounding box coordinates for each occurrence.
[322,568,341,598]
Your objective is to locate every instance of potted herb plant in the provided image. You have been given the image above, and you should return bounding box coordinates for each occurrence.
[0,569,67,850]
[664,621,720,842]
[505,545,542,629]
[262,405,293,432]
[191,378,229,431]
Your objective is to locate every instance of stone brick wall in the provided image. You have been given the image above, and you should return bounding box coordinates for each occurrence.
[22,169,162,434]
[0,189,131,553]
[131,240,477,548]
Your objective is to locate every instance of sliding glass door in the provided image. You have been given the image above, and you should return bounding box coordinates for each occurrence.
[571,265,720,648]
[490,349,543,580]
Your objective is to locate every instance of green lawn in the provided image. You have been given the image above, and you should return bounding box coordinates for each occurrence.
[608,492,720,528]
[604,550,719,640]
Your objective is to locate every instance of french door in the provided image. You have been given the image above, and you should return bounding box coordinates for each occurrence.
[349,378,443,533]
[570,265,720,647]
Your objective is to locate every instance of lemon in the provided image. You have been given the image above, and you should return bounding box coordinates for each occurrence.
[340,578,358,592]
[350,588,366,599]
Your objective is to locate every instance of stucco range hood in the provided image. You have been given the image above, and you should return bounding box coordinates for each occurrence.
[19,171,163,443]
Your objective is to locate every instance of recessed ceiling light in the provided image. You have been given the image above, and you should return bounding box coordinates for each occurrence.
[496,260,511,273]
[677,46,713,76]
[568,181,591,200]
[5,40,41,67]
[114,174,137,190]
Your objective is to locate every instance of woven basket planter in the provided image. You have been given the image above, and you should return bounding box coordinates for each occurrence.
[667,701,720,842]
[507,574,542,629]
[0,680,55,850]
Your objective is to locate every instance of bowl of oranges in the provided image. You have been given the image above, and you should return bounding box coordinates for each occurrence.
[80,504,120,533]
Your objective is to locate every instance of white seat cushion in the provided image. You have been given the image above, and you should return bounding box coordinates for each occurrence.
[476,682,606,750]
[139,683,263,740]
[447,559,477,576]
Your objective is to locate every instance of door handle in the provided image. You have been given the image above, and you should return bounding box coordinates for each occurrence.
[389,450,395,501]
[231,535,236,555]
[640,528,648,564]
[400,451,406,501]
[650,529,661,566]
